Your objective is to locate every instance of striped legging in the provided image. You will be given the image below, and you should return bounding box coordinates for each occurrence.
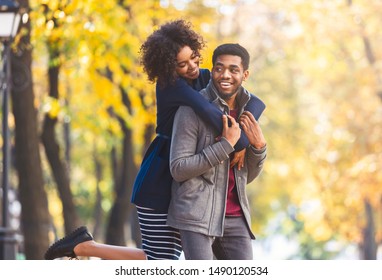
[136,206,182,260]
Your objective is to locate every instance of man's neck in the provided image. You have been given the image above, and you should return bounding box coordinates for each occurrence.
[225,97,237,110]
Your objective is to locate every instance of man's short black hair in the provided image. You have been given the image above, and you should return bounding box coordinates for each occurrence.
[212,43,250,70]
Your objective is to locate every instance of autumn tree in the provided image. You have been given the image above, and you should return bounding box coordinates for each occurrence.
[10,0,50,259]
[36,1,81,236]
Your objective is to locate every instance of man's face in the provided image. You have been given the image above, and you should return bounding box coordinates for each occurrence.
[211,54,249,101]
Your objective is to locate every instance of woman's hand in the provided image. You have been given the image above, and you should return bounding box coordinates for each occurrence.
[230,149,245,170]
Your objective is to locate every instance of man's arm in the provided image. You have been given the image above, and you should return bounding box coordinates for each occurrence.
[170,106,240,182]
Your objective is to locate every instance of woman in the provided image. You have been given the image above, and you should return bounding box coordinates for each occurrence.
[44,20,265,260]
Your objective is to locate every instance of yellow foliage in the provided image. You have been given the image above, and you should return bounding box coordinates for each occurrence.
[29,0,382,257]
[42,96,61,119]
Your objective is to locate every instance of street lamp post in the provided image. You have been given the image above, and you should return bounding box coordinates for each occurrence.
[0,0,21,260]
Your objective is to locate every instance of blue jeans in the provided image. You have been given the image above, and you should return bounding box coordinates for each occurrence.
[179,216,253,260]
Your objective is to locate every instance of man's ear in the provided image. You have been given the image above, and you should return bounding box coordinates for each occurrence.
[243,70,249,81]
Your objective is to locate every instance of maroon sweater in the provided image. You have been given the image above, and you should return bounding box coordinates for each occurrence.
[225,109,243,217]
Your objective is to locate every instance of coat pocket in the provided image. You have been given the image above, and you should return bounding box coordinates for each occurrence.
[173,179,212,222]
[200,134,217,184]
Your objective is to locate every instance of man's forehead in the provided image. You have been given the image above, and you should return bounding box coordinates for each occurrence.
[214,55,242,67]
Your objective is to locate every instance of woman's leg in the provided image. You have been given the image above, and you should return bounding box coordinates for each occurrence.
[136,206,182,260]
[74,241,147,260]
[44,226,147,260]
[45,205,181,260]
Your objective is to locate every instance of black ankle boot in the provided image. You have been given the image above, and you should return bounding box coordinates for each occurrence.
[44,226,93,260]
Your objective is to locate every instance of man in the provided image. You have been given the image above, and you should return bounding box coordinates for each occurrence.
[167,43,267,260]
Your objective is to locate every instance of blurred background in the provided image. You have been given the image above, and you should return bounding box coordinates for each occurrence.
[0,0,381,260]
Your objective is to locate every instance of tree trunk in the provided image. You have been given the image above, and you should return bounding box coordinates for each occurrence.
[63,97,71,166]
[92,149,103,240]
[9,0,50,259]
[105,119,137,245]
[102,70,138,246]
[40,48,80,234]
[360,199,377,259]
[347,0,382,101]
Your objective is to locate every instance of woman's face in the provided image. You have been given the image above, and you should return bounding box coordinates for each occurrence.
[176,46,200,82]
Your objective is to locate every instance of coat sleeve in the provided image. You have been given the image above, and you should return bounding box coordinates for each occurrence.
[245,145,267,183]
[169,106,234,182]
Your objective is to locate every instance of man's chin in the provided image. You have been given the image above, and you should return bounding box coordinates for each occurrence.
[217,90,236,100]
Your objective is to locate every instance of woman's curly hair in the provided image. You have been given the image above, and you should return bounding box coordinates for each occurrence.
[140,19,205,88]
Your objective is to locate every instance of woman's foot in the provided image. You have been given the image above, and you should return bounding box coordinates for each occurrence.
[44,226,93,260]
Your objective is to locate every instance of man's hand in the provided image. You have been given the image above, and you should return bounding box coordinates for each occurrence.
[222,114,241,147]
[239,111,266,149]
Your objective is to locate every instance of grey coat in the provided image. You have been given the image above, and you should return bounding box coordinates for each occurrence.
[166,82,267,237]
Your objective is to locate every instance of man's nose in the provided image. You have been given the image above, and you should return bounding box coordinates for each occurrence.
[221,69,230,78]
